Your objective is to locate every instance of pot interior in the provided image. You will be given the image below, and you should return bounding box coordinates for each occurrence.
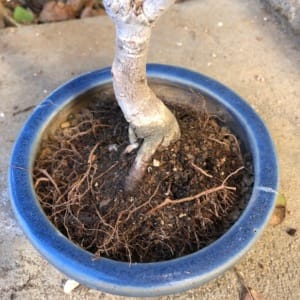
[40,79,251,156]
[32,78,254,262]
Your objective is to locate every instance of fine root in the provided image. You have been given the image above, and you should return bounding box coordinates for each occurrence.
[33,98,253,263]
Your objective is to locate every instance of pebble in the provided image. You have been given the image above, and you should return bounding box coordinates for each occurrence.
[60,121,71,129]
[63,279,80,294]
[108,144,118,152]
[217,21,223,27]
[254,74,265,82]
[0,112,5,118]
[153,159,160,167]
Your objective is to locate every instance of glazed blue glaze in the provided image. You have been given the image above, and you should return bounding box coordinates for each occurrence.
[9,65,278,297]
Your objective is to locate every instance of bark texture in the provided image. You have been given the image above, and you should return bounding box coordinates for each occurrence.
[103,0,180,191]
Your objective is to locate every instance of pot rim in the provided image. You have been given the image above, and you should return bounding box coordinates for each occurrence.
[9,64,278,297]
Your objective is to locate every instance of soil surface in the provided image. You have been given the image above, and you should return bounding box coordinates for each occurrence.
[33,94,253,263]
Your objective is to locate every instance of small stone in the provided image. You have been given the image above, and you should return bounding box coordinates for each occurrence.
[179,213,187,218]
[254,74,265,82]
[152,159,160,167]
[39,147,52,159]
[108,144,118,152]
[0,112,5,118]
[217,21,223,27]
[60,121,71,129]
[186,153,194,160]
[63,279,80,294]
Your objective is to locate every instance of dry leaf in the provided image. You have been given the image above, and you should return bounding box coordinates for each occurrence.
[269,193,286,225]
[80,6,105,18]
[67,0,86,15]
[39,1,76,23]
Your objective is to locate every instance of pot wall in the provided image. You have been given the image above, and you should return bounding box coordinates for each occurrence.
[9,65,278,297]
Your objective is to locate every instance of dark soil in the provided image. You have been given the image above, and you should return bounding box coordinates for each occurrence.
[33,94,253,263]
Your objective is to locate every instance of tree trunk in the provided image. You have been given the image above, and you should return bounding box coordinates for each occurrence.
[103,0,180,191]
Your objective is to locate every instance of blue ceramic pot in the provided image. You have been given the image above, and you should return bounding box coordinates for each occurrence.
[9,65,278,297]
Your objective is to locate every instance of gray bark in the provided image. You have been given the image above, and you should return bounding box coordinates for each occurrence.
[103,0,180,191]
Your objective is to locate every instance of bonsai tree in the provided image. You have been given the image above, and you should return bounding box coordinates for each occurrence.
[103,0,180,191]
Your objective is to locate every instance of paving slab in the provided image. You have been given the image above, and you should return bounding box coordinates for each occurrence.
[0,0,299,299]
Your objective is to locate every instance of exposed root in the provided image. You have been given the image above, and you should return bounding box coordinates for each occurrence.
[33,98,253,263]
[190,161,213,178]
[125,136,163,192]
[147,167,244,215]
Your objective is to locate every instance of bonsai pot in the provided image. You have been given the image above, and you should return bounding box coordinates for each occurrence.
[9,64,278,297]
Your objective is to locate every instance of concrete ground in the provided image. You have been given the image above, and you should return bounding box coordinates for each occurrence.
[0,0,299,299]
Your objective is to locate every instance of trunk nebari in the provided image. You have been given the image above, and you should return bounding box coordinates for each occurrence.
[103,0,180,191]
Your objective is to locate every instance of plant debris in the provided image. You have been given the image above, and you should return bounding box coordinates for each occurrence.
[33,94,253,263]
[13,5,34,23]
[0,0,188,28]
[235,268,265,300]
[12,104,35,116]
[286,227,297,237]
[269,193,286,226]
[243,288,265,300]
